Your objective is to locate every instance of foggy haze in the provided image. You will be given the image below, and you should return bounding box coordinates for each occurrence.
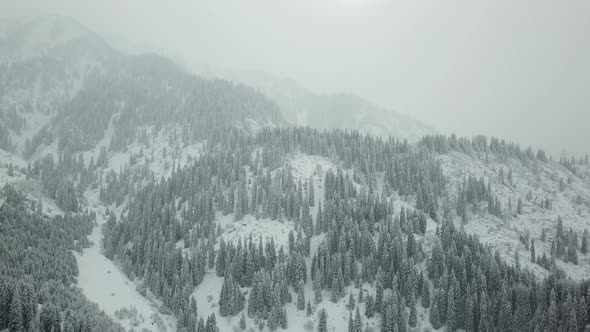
[4,0,589,157]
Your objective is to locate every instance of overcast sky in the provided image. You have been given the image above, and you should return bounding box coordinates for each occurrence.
[4,0,590,157]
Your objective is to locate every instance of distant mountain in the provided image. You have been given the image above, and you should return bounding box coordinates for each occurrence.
[0,14,112,63]
[184,62,435,141]
[0,15,283,158]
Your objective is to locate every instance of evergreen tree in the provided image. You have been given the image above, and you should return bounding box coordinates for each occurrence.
[205,314,219,332]
[566,307,577,332]
[347,292,355,310]
[8,287,22,332]
[313,269,322,304]
[430,293,442,329]
[421,280,430,308]
[497,288,512,332]
[240,313,246,330]
[297,287,305,311]
[578,297,588,332]
[365,295,374,318]
[447,286,456,332]
[465,293,474,332]
[318,309,327,332]
[354,307,362,332]
[409,303,417,328]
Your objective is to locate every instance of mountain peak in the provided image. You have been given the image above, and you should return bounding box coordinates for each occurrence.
[0,14,111,63]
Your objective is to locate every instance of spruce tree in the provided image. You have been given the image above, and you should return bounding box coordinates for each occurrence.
[205,314,218,332]
[318,309,327,332]
[347,292,355,310]
[365,295,374,318]
[297,287,305,311]
[447,286,456,332]
[240,313,246,330]
[465,293,474,332]
[429,293,442,329]
[409,303,417,328]
[354,307,362,332]
[566,307,577,332]
[497,288,512,332]
[577,297,588,331]
[421,280,430,308]
[8,287,22,332]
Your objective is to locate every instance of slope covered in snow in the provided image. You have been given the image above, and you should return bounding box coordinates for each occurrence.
[186,62,435,142]
[441,151,590,280]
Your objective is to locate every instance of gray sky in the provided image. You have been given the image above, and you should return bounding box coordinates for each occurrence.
[4,0,590,157]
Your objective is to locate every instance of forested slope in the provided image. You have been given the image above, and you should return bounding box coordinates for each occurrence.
[1,14,590,332]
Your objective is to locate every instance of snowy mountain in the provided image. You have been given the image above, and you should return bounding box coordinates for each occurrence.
[1,14,590,332]
[185,62,435,141]
[0,16,283,159]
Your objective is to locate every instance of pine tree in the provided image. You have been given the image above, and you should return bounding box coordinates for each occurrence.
[421,280,430,308]
[566,306,577,332]
[297,287,306,311]
[365,295,374,318]
[547,294,558,332]
[307,301,312,317]
[464,293,474,332]
[268,305,280,331]
[354,307,362,332]
[318,308,327,332]
[8,287,22,332]
[479,291,489,332]
[578,297,588,332]
[348,312,354,332]
[198,317,205,332]
[240,313,246,330]
[430,293,442,329]
[409,303,417,328]
[347,292,355,310]
[497,288,512,332]
[375,273,383,312]
[407,232,416,258]
[205,314,219,332]
[447,286,456,332]
[313,269,322,304]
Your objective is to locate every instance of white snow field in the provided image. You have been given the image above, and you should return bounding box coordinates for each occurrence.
[441,151,590,280]
[75,189,177,332]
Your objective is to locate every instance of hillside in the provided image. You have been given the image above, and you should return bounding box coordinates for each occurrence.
[0,14,589,332]
[184,61,435,141]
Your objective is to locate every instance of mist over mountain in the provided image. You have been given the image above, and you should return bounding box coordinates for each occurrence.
[184,61,435,142]
[0,12,588,332]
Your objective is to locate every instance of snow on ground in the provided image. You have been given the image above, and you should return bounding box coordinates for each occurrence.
[192,272,386,332]
[440,151,590,280]
[191,152,439,332]
[0,150,63,216]
[285,153,338,182]
[219,213,296,251]
[82,122,204,179]
[75,189,177,332]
